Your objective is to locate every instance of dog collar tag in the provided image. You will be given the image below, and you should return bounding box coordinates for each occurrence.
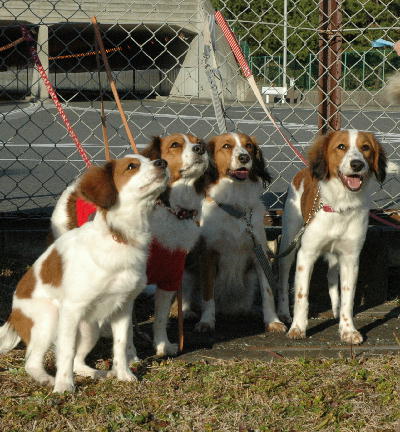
[322,205,335,213]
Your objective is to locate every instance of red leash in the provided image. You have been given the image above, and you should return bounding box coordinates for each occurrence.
[215,11,399,230]
[214,11,308,165]
[21,26,92,168]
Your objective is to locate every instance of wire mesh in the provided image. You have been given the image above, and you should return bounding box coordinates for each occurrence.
[0,0,399,215]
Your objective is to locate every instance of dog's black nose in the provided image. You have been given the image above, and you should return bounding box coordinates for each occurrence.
[154,159,168,169]
[192,143,205,155]
[350,159,364,172]
[238,153,250,164]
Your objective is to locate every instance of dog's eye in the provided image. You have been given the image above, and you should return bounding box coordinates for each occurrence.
[223,143,231,149]
[170,142,180,148]
[245,143,253,150]
[127,163,138,171]
[361,144,370,151]
[337,144,346,150]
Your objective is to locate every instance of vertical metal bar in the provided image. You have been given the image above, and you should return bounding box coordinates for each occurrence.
[283,0,288,91]
[318,0,342,133]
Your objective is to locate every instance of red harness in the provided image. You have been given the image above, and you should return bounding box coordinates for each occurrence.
[75,198,187,291]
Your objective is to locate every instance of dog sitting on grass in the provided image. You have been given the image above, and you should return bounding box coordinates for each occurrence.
[0,155,168,392]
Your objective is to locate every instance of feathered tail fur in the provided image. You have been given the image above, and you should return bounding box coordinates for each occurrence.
[0,321,21,354]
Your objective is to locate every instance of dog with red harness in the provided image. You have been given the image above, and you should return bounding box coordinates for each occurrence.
[0,155,169,392]
[51,133,209,357]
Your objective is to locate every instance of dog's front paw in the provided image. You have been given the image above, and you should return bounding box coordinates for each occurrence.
[53,380,75,393]
[266,321,287,334]
[194,321,215,333]
[340,330,363,345]
[155,341,178,357]
[287,326,306,340]
[108,368,137,382]
[74,365,108,379]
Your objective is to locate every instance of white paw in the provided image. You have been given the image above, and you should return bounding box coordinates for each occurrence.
[28,370,55,386]
[340,330,363,345]
[53,380,75,393]
[266,321,287,334]
[74,365,107,379]
[108,368,137,382]
[194,321,215,333]
[287,326,306,340]
[155,341,178,357]
[44,376,55,386]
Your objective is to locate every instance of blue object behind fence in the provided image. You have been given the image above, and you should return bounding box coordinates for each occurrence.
[371,38,394,48]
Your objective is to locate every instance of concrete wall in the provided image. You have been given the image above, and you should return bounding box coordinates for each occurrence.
[0,0,245,101]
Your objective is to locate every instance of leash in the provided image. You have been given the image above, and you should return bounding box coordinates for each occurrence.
[94,33,111,161]
[91,16,138,154]
[214,11,400,231]
[212,199,279,292]
[21,26,92,168]
[203,15,227,134]
[214,10,308,165]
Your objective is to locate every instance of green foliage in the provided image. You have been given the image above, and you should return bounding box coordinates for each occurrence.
[210,0,399,61]
[211,0,400,88]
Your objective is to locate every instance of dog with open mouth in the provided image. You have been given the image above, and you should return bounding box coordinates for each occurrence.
[277,130,387,344]
[183,132,286,334]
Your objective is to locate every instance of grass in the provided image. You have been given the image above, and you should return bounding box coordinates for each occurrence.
[1,253,400,431]
[0,351,400,432]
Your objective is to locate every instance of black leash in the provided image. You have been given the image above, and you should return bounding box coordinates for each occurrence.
[215,200,280,293]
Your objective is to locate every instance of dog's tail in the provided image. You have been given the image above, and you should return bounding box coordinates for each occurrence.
[0,315,21,354]
[385,71,400,105]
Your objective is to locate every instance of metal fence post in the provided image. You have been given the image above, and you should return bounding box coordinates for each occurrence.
[318,0,342,133]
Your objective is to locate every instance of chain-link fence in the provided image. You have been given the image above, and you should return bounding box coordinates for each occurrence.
[0,0,399,216]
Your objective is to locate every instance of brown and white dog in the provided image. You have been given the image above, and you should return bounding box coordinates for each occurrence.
[50,134,209,357]
[278,130,387,344]
[140,133,208,356]
[183,132,286,334]
[0,156,169,392]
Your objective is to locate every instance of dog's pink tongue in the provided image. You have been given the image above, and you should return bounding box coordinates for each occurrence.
[345,175,362,190]
[233,170,249,179]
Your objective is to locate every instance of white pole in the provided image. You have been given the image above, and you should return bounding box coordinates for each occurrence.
[282,0,288,103]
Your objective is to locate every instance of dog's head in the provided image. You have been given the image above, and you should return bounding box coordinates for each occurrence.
[141,134,208,184]
[206,132,271,185]
[77,155,169,209]
[309,130,387,191]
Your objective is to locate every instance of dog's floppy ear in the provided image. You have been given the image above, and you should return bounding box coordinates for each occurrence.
[141,136,162,160]
[308,134,330,180]
[249,136,272,185]
[78,161,117,209]
[371,135,387,183]
[204,137,219,185]
[192,139,211,195]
